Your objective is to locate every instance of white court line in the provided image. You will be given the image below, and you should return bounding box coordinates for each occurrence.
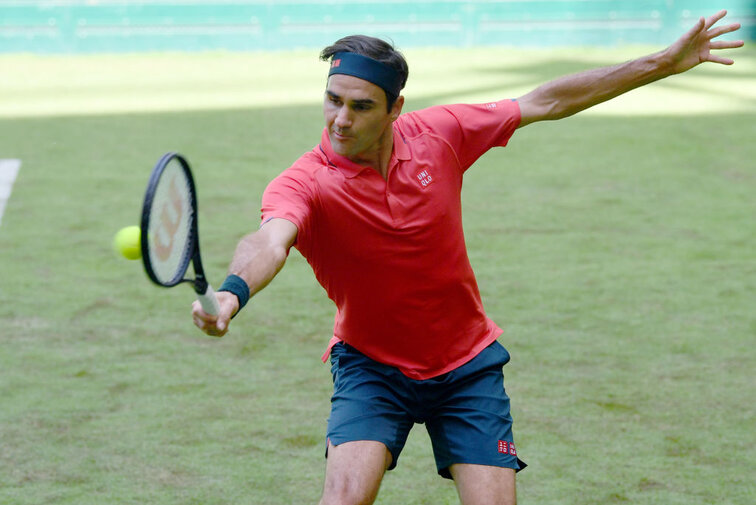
[0,159,21,227]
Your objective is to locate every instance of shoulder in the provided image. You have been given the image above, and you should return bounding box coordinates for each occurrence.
[436,100,521,125]
[397,100,521,137]
[395,105,452,136]
[286,149,324,175]
[262,150,324,203]
[269,150,324,184]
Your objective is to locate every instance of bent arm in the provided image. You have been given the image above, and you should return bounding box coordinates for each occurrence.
[517,10,743,128]
[228,217,298,299]
[192,217,298,336]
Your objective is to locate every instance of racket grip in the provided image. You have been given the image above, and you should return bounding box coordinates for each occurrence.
[198,284,220,316]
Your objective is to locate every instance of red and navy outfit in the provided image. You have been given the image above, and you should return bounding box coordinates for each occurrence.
[262,99,521,379]
[261,98,525,475]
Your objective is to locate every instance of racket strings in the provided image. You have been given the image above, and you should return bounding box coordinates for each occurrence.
[146,161,194,285]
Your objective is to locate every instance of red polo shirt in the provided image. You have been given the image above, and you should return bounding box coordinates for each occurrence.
[261,99,521,379]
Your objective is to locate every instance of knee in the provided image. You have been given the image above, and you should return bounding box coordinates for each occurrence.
[319,440,389,505]
[319,476,379,505]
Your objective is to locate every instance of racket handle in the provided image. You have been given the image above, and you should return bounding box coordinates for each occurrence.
[198,284,220,316]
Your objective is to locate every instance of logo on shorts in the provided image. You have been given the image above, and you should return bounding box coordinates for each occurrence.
[498,440,517,456]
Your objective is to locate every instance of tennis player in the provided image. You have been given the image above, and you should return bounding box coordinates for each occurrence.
[193,10,742,505]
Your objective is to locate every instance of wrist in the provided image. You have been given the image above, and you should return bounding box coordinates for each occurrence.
[655,48,679,77]
[218,274,250,313]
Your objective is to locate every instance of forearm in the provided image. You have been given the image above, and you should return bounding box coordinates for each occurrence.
[192,219,296,334]
[227,218,297,299]
[520,49,674,123]
[228,232,289,297]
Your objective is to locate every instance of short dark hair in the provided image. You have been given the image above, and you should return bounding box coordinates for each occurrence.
[320,35,409,111]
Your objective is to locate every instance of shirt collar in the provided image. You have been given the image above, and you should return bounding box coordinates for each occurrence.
[317,125,411,179]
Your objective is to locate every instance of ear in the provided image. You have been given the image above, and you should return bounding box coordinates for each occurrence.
[390,95,405,121]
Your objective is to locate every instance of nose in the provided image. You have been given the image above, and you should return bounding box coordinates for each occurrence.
[334,105,351,129]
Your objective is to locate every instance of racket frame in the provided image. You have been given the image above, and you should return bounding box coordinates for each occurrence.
[140,152,219,315]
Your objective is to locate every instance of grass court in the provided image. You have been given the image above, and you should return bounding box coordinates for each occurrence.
[0,46,754,504]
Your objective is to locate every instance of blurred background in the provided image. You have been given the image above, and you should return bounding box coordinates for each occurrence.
[1,2,754,505]
[2,0,754,54]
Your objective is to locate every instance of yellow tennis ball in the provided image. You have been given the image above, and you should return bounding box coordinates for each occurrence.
[113,226,142,260]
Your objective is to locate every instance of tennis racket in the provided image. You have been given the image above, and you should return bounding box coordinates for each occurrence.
[140,152,219,316]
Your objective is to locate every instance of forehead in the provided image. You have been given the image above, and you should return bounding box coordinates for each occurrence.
[326,74,387,105]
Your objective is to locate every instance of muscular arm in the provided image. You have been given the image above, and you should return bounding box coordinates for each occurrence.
[228,217,298,298]
[192,217,298,336]
[517,10,743,128]
[517,51,671,127]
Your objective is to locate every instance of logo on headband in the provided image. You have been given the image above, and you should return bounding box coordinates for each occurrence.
[328,52,401,98]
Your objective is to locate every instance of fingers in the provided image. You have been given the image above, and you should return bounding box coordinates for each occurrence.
[704,9,728,31]
[192,300,229,338]
[688,11,739,44]
[705,17,744,65]
[707,54,736,66]
[710,39,745,50]
[670,10,743,73]
[707,23,742,40]
[681,16,706,44]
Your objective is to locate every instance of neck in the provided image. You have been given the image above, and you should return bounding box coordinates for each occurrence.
[351,127,394,179]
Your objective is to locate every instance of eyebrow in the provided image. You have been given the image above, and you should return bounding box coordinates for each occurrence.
[326,90,376,106]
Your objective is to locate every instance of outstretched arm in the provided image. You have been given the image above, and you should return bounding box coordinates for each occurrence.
[192,217,298,337]
[517,10,744,128]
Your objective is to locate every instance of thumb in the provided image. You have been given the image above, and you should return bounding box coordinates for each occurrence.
[216,302,236,332]
[679,17,705,48]
[216,312,231,332]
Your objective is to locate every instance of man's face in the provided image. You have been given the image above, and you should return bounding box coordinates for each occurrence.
[323,74,401,161]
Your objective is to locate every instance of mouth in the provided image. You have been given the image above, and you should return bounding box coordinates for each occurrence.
[332,128,351,140]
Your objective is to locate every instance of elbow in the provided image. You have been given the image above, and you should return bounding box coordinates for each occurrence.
[539,98,574,121]
[519,93,570,125]
[270,243,290,271]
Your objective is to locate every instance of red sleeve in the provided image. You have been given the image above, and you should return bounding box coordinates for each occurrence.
[399,99,521,171]
[260,163,316,235]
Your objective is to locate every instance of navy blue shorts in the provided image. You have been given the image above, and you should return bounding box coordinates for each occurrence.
[326,340,526,479]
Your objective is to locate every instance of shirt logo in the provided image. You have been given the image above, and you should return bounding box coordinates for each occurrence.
[498,440,517,456]
[331,59,341,68]
[415,169,433,188]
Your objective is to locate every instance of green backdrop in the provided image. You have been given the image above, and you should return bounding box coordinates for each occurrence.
[1,0,754,53]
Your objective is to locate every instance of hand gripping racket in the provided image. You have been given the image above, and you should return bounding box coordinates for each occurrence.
[140,152,220,315]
